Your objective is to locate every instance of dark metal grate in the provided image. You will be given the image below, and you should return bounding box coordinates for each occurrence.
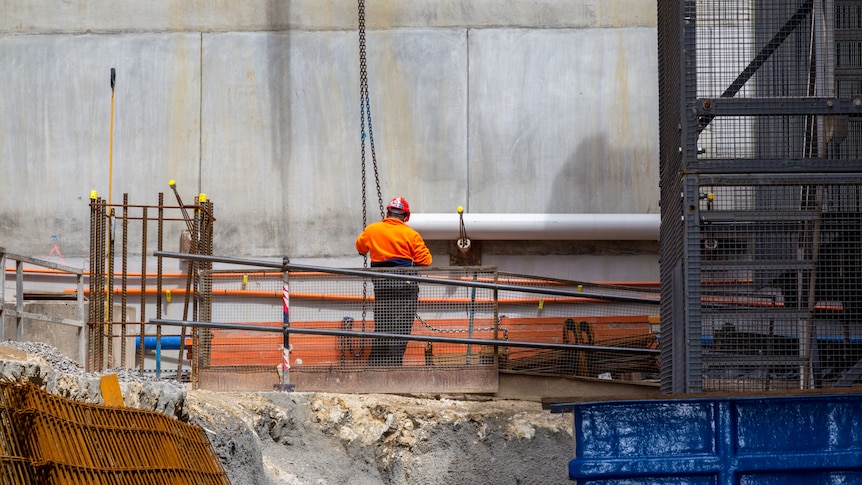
[699,180,862,391]
[657,0,689,393]
[659,0,862,393]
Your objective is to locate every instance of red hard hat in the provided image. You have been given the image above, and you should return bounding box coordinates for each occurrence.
[386,196,410,220]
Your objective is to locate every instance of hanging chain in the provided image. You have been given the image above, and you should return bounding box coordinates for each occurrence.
[359,0,385,332]
[359,0,369,249]
[359,0,384,225]
[416,314,507,338]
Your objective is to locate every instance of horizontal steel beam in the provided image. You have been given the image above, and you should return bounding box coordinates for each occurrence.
[0,249,83,275]
[4,309,84,328]
[699,211,822,223]
[154,250,659,304]
[151,318,659,355]
[686,160,862,175]
[695,97,862,116]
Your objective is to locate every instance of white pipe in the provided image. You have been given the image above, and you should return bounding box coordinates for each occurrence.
[407,213,660,241]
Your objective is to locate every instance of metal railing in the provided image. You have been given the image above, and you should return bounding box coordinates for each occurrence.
[152,251,660,391]
[0,247,86,363]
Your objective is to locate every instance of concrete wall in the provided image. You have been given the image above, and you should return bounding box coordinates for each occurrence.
[0,1,659,282]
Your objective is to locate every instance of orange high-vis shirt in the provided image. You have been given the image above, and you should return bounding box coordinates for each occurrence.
[356,218,432,266]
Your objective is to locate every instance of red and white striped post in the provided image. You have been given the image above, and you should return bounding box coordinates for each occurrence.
[277,257,295,391]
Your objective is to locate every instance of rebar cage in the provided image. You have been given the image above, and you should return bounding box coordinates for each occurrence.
[197,268,660,389]
[659,0,862,393]
[88,192,214,378]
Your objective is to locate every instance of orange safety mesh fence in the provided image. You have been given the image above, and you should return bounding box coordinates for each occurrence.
[0,380,229,485]
[197,267,660,384]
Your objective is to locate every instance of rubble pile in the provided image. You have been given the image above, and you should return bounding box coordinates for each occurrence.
[0,341,186,418]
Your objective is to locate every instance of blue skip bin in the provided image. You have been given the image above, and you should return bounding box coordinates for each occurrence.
[551,394,862,484]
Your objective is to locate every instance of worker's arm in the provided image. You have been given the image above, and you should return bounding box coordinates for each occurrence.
[411,234,432,266]
[356,229,370,255]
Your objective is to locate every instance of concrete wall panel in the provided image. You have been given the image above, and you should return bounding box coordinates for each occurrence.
[0,33,200,256]
[201,29,468,257]
[0,1,656,33]
[0,1,661,282]
[469,28,659,214]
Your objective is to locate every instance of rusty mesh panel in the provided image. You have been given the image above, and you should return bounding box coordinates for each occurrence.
[0,382,36,484]
[0,381,229,485]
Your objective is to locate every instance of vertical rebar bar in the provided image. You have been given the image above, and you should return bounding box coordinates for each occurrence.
[194,199,215,385]
[88,197,97,371]
[75,268,86,369]
[92,198,107,372]
[156,193,164,378]
[15,260,23,342]
[106,206,114,369]
[139,206,148,372]
[0,250,5,343]
[121,193,129,368]
[177,195,198,379]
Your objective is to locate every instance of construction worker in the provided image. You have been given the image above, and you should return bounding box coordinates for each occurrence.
[356,196,432,365]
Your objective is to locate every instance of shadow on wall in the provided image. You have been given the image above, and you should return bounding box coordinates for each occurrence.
[265,3,292,251]
[551,132,657,214]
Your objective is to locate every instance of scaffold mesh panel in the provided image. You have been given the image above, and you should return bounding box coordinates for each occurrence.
[697,115,862,161]
[695,2,816,99]
[659,0,862,394]
[698,181,862,392]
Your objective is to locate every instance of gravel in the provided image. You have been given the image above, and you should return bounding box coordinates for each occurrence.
[1,340,87,376]
[0,340,186,417]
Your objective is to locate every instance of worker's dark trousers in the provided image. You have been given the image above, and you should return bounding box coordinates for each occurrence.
[369,278,419,366]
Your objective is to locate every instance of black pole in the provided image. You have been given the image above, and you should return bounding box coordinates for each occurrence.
[153,250,658,305]
[150,318,658,355]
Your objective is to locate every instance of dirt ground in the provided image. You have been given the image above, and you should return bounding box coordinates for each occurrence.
[185,390,575,485]
[0,341,575,484]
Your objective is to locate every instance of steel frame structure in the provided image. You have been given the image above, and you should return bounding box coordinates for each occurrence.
[659,0,862,393]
